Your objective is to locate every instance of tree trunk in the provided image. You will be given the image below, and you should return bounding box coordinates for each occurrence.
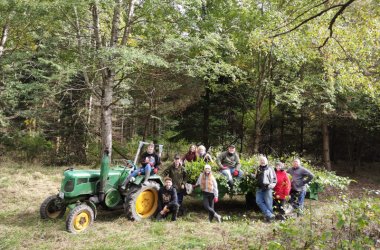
[280,109,285,156]
[300,111,304,156]
[253,110,261,154]
[101,76,113,157]
[0,23,9,58]
[203,85,210,149]
[322,120,331,170]
[239,106,245,153]
[268,89,273,152]
[121,0,136,46]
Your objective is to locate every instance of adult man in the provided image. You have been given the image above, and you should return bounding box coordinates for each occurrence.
[216,145,243,188]
[255,156,277,222]
[162,154,187,214]
[156,177,179,221]
[287,158,314,214]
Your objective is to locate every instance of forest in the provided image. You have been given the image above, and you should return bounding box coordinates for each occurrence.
[0,0,379,249]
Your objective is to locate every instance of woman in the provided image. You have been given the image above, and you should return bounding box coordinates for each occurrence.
[182,144,197,163]
[273,161,291,220]
[197,145,213,163]
[195,164,221,223]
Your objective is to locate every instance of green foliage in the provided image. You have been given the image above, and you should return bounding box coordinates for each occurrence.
[18,133,53,162]
[185,154,352,199]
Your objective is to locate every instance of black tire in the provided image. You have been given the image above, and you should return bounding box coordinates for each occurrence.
[66,204,94,234]
[40,195,66,219]
[124,181,160,221]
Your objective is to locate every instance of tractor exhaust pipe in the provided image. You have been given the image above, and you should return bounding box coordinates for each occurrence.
[98,149,110,202]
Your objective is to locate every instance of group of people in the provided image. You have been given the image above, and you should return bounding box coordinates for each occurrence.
[254,156,314,222]
[120,143,314,223]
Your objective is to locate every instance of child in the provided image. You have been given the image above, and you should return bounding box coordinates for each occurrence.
[273,161,291,220]
[194,165,221,223]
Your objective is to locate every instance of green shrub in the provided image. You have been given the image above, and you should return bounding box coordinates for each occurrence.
[18,133,53,162]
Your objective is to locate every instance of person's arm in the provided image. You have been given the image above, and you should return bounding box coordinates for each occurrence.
[302,168,314,185]
[284,174,291,196]
[182,168,188,186]
[140,152,148,165]
[216,152,226,170]
[235,153,241,170]
[212,176,218,198]
[155,154,161,169]
[195,174,202,187]
[268,167,277,189]
[162,166,170,177]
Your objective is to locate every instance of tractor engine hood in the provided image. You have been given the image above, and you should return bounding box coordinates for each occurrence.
[60,167,128,199]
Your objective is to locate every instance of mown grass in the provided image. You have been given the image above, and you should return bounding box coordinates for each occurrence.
[0,158,379,250]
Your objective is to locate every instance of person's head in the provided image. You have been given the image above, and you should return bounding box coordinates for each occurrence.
[174,154,181,166]
[198,145,206,155]
[204,164,212,174]
[147,143,155,154]
[189,144,197,153]
[275,161,284,171]
[293,158,301,168]
[227,145,236,154]
[259,155,268,166]
[164,177,172,189]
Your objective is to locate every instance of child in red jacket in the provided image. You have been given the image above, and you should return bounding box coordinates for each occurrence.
[273,162,291,219]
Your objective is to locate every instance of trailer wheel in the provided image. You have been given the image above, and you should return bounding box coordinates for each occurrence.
[66,204,94,233]
[40,195,66,219]
[125,181,160,221]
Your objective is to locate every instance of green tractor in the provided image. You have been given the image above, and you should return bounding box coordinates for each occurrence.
[40,142,164,233]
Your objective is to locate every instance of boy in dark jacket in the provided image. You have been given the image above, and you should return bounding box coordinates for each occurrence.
[156,177,179,221]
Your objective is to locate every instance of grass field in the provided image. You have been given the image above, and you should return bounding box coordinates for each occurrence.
[0,158,379,250]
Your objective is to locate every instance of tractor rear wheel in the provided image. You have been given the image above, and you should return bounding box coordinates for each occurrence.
[40,195,66,219]
[66,204,94,233]
[124,181,160,221]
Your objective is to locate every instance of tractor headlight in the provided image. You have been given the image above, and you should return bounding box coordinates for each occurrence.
[59,191,64,199]
[64,180,74,192]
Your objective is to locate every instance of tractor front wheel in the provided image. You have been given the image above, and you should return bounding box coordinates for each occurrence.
[66,204,94,233]
[40,195,66,219]
[124,181,160,221]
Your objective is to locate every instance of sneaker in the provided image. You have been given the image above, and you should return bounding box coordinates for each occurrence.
[265,215,275,222]
[215,214,222,223]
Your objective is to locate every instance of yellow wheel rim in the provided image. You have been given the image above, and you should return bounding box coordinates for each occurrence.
[135,189,158,218]
[73,211,90,231]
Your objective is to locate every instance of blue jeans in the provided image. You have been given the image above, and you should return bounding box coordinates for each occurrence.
[130,164,152,178]
[220,168,244,182]
[290,189,306,210]
[256,188,274,218]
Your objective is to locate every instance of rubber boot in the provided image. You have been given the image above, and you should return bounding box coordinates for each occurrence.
[143,170,151,185]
